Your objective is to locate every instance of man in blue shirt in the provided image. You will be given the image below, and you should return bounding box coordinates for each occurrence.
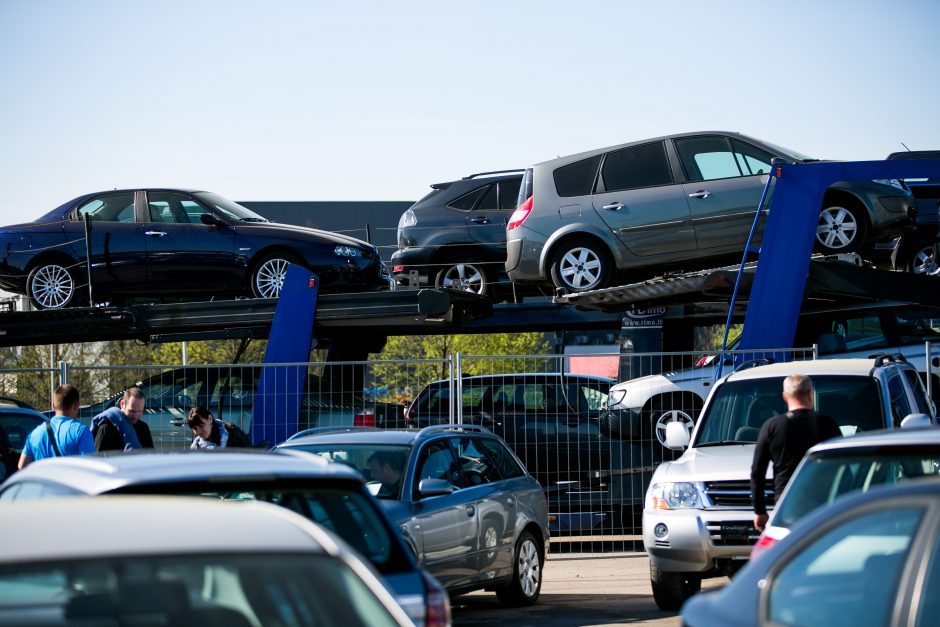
[18,384,95,468]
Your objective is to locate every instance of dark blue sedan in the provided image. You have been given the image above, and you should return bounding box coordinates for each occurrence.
[0,188,391,309]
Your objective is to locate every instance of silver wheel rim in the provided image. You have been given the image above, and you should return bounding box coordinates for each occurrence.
[255,258,290,298]
[484,525,498,558]
[912,246,940,275]
[518,539,540,597]
[559,247,602,290]
[816,206,858,250]
[654,409,695,447]
[441,263,485,294]
[30,264,73,309]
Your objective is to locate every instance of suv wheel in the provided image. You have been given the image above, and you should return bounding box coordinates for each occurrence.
[909,244,940,275]
[650,563,700,611]
[435,261,490,295]
[549,238,611,293]
[495,530,542,607]
[816,203,866,254]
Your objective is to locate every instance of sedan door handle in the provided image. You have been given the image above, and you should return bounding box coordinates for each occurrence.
[602,202,623,210]
[145,231,168,237]
[465,505,475,517]
[688,190,711,199]
[470,217,490,224]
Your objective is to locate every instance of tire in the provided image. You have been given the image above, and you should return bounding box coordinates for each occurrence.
[650,563,701,612]
[641,395,701,455]
[495,530,542,607]
[815,202,867,254]
[908,244,940,275]
[549,238,611,293]
[27,261,79,310]
[435,260,491,296]
[250,252,301,299]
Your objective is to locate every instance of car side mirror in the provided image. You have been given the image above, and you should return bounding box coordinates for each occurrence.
[900,413,933,429]
[200,213,224,227]
[417,478,454,498]
[665,421,691,449]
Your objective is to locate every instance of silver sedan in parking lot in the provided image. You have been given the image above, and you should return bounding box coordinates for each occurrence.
[0,497,415,626]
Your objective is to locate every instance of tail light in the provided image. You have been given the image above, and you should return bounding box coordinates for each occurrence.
[750,534,776,560]
[422,571,451,627]
[393,264,404,272]
[353,410,375,427]
[507,195,533,230]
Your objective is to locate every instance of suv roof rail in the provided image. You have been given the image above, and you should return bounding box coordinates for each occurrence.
[418,424,492,436]
[286,426,378,441]
[462,169,525,180]
[733,358,774,373]
[870,353,908,370]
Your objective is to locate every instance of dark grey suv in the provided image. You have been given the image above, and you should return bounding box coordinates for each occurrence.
[507,131,917,293]
[392,171,522,297]
[278,425,549,607]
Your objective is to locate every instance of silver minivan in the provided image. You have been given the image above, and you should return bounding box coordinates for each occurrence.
[505,131,915,293]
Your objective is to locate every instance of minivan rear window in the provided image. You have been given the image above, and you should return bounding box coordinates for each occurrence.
[553,155,602,197]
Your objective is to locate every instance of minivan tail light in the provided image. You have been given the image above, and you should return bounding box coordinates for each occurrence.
[751,534,776,560]
[507,195,534,230]
[353,410,375,427]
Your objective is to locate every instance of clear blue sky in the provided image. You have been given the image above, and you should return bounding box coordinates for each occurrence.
[2,0,938,226]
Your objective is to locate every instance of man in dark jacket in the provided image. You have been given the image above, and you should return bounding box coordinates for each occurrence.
[92,387,154,451]
[751,374,841,531]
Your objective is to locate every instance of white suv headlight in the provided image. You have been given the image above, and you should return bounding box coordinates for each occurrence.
[647,482,702,510]
[607,388,627,408]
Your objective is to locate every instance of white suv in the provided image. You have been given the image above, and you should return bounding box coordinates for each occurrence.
[643,355,935,611]
[605,304,940,450]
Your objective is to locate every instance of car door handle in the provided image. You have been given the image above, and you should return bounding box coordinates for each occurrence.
[465,505,475,517]
[602,202,623,210]
[688,190,711,199]
[145,231,168,237]
[470,217,490,224]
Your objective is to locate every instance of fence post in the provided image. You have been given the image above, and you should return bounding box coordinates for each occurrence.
[927,341,933,402]
[448,354,455,426]
[812,343,818,360]
[57,360,69,386]
[455,352,463,425]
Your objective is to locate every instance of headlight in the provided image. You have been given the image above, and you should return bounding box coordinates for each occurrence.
[872,178,906,191]
[334,245,362,258]
[647,482,702,510]
[398,209,417,229]
[608,388,627,408]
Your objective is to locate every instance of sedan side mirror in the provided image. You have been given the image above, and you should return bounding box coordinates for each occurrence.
[900,413,933,429]
[417,478,454,498]
[665,421,691,449]
[200,213,225,227]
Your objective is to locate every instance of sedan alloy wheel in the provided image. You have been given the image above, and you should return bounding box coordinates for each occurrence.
[816,206,861,252]
[252,257,293,299]
[28,263,76,309]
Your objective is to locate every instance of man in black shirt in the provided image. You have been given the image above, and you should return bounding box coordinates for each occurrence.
[92,387,154,451]
[751,374,841,531]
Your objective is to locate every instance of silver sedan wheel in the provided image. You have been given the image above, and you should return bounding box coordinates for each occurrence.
[254,258,291,298]
[911,246,940,275]
[653,409,696,448]
[517,538,541,598]
[29,264,74,309]
[816,206,859,250]
[440,263,486,294]
[559,247,603,290]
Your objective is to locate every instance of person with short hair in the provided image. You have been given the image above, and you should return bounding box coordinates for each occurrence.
[92,387,154,452]
[18,384,94,468]
[751,374,842,531]
[367,450,404,499]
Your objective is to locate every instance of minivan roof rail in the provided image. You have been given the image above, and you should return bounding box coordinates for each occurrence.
[462,169,525,180]
[286,426,378,441]
[418,424,492,436]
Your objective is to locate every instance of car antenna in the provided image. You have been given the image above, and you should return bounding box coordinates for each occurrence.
[901,142,911,152]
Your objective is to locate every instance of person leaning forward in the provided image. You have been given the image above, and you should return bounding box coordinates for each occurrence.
[19,384,94,469]
[751,374,842,531]
[91,386,154,452]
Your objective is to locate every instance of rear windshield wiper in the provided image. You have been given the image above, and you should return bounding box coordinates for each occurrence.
[695,440,753,447]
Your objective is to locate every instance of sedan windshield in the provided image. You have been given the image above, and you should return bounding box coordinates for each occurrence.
[773,448,940,528]
[194,192,269,222]
[694,375,885,446]
[0,554,401,627]
[284,444,411,500]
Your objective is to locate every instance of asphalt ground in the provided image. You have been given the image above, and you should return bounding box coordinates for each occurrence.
[452,552,727,627]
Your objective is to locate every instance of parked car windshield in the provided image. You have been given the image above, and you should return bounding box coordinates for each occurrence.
[193,192,269,222]
[0,554,401,627]
[108,480,406,573]
[773,448,940,529]
[284,444,411,500]
[694,375,884,446]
